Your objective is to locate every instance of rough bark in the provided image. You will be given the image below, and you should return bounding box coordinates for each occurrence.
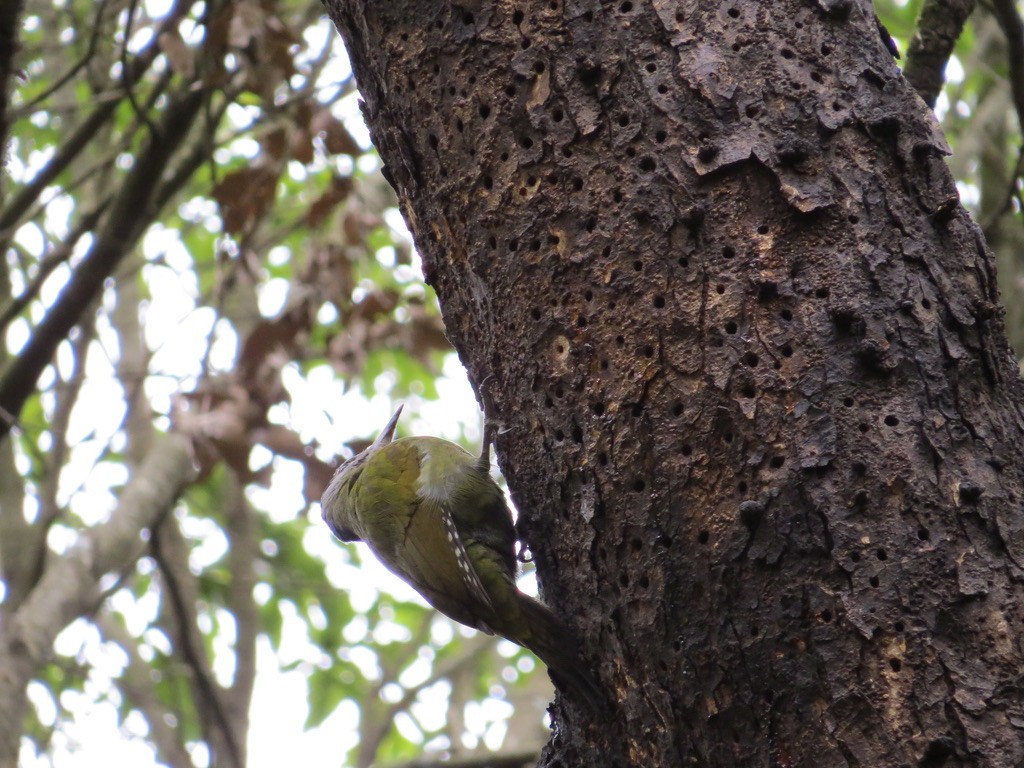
[323,1,1024,765]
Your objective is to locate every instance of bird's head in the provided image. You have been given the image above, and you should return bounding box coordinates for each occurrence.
[321,404,403,540]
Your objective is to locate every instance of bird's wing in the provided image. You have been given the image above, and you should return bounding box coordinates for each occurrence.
[401,495,496,617]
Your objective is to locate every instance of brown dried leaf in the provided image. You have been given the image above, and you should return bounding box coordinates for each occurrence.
[213,167,279,235]
[311,109,363,156]
[305,175,353,228]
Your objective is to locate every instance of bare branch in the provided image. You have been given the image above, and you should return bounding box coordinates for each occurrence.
[904,0,977,108]
[0,432,195,765]
[0,84,207,441]
[990,0,1024,139]
[151,515,244,768]
[8,0,113,120]
[94,609,194,768]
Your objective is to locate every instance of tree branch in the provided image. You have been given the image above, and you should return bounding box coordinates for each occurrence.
[0,432,195,765]
[0,84,207,440]
[151,515,244,768]
[903,0,977,107]
[990,0,1024,142]
[224,476,258,740]
[0,0,191,239]
[0,0,25,169]
[94,609,194,768]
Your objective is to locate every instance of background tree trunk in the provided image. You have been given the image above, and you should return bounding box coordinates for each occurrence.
[324,0,1024,765]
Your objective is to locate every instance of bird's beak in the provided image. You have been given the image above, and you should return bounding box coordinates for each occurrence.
[372,404,403,448]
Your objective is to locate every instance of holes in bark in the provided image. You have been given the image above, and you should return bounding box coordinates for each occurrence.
[780,48,794,59]
[512,8,524,24]
[638,156,656,172]
[853,489,869,507]
[672,402,684,417]
[722,245,736,259]
[643,345,655,358]
[780,343,794,358]
[850,551,861,563]
[727,7,739,17]
[571,424,583,443]
[858,423,870,434]
[725,321,738,334]
[780,308,793,321]
[960,484,982,504]
[716,284,726,295]
[852,461,866,476]
[653,295,666,309]
[815,287,830,298]
[428,133,439,149]
[508,239,518,252]
[917,527,930,541]
[631,403,644,417]
[876,548,887,561]
[530,308,541,320]
[843,396,854,407]
[681,444,693,457]
[820,43,832,55]
[619,0,633,11]
[884,414,899,426]
[894,621,905,632]
[552,107,564,122]
[632,260,643,272]
[483,175,493,190]
[655,129,667,143]
[519,135,534,149]
[740,384,756,398]
[889,658,902,672]
[757,224,770,235]
[869,575,880,588]
[770,455,785,468]
[744,352,759,367]
[922,298,932,309]
[745,104,759,118]
[820,609,833,623]
[697,144,719,162]
[736,481,748,494]
[632,478,646,492]
[639,575,650,589]
[698,530,710,544]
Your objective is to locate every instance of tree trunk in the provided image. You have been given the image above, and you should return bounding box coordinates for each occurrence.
[323,1,1024,765]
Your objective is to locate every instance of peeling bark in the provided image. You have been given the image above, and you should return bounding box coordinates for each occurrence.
[324,1,1024,765]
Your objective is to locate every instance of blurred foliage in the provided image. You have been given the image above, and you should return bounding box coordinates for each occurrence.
[1,0,1022,767]
[1,0,545,766]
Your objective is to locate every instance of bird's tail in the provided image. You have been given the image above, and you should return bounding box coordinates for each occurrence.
[514,594,607,712]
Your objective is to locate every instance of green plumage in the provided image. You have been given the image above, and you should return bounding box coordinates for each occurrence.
[321,407,604,709]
